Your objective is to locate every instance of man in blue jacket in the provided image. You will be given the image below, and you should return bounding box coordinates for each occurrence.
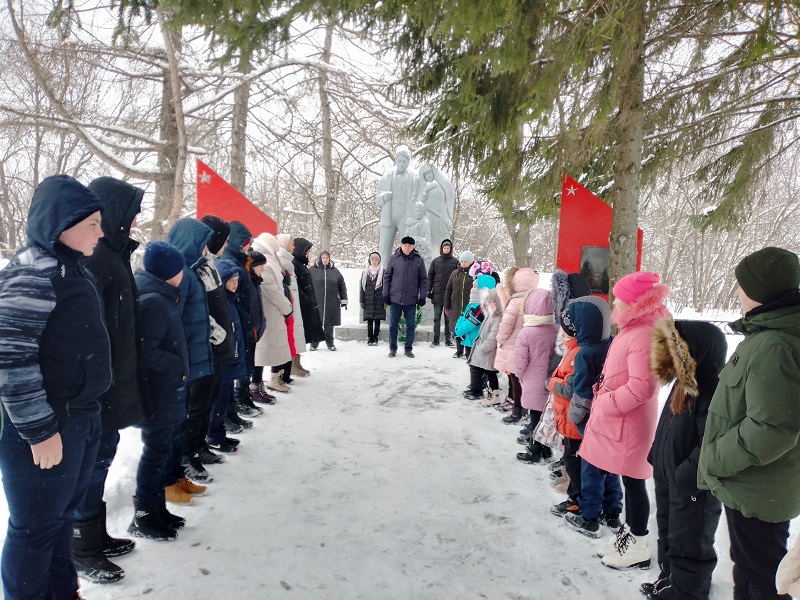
[383,236,428,358]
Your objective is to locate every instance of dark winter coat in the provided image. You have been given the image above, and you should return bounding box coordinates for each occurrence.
[250,271,266,343]
[216,259,249,383]
[84,177,148,431]
[427,239,458,306]
[310,256,348,328]
[202,254,236,367]
[383,248,427,306]
[444,265,474,326]
[292,238,325,344]
[698,292,800,522]
[360,268,386,321]
[565,296,612,426]
[167,218,214,381]
[134,269,189,427]
[0,175,110,445]
[222,222,256,347]
[649,320,727,494]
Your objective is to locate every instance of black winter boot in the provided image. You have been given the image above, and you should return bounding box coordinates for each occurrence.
[72,516,125,584]
[128,497,178,541]
[99,501,135,558]
[158,490,185,530]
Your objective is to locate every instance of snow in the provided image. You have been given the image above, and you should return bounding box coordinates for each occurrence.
[0,268,794,599]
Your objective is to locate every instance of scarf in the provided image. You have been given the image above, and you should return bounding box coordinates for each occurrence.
[523,314,556,326]
[361,264,383,291]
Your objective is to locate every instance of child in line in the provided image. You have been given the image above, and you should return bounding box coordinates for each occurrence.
[454,274,497,358]
[463,285,503,404]
[514,289,558,463]
[643,319,726,599]
[130,241,193,541]
[360,252,386,345]
[562,295,622,539]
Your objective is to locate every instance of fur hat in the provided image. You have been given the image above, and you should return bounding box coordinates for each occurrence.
[199,215,230,255]
[143,241,185,281]
[650,318,698,415]
[459,250,475,263]
[401,236,415,245]
[247,249,266,267]
[735,246,800,304]
[614,271,661,305]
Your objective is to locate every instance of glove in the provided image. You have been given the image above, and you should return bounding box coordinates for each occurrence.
[673,459,700,493]
[341,302,348,310]
[383,296,391,306]
[417,298,426,307]
[444,308,451,317]
[427,292,433,299]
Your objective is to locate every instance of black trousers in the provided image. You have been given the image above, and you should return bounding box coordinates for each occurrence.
[367,319,382,341]
[726,506,790,600]
[622,476,650,536]
[469,365,498,392]
[432,304,450,343]
[509,373,522,413]
[183,369,222,456]
[563,437,582,501]
[654,477,722,599]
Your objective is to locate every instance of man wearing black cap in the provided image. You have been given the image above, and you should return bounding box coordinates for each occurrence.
[698,246,800,600]
[383,236,428,357]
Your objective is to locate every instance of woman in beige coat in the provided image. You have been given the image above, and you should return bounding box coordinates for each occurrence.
[276,234,309,376]
[252,233,293,393]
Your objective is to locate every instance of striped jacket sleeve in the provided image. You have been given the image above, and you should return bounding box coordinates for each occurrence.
[0,256,59,445]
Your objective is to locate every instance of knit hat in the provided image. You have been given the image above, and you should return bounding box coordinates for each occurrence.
[613,271,661,305]
[560,309,577,338]
[475,274,496,290]
[459,250,475,263]
[248,249,266,267]
[401,236,415,245]
[469,260,494,278]
[735,246,800,304]
[143,241,185,281]
[199,215,230,255]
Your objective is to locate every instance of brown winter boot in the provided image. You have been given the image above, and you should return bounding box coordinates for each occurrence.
[164,484,193,505]
[291,354,310,377]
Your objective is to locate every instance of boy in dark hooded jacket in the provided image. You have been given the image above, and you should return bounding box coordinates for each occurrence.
[0,175,110,599]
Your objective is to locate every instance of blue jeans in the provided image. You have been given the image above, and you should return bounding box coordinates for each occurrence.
[73,429,120,523]
[136,423,184,503]
[578,458,623,520]
[0,412,101,600]
[389,303,418,352]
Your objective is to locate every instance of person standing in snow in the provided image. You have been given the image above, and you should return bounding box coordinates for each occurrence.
[277,234,308,376]
[427,239,459,347]
[642,319,726,600]
[360,252,386,345]
[444,251,475,358]
[0,175,109,600]
[579,271,671,570]
[310,250,348,351]
[383,236,428,358]
[72,176,148,584]
[291,237,325,358]
[697,247,800,600]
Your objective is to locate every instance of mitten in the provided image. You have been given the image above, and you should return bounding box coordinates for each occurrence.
[417,298,426,307]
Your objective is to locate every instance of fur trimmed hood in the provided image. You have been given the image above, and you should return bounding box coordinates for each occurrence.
[651,318,698,400]
[612,283,671,329]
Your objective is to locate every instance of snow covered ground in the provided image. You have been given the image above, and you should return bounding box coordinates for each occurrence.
[0,264,794,599]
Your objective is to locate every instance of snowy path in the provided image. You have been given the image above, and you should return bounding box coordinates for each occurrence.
[4,340,737,599]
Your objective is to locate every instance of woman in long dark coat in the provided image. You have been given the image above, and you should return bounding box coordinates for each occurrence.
[309,250,348,351]
[360,252,386,345]
[291,238,325,356]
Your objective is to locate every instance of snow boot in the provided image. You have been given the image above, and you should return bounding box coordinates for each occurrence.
[551,498,581,518]
[640,572,671,598]
[249,382,276,405]
[462,389,483,400]
[182,453,213,483]
[480,389,502,407]
[502,407,523,424]
[227,410,253,429]
[206,436,239,454]
[292,354,310,376]
[564,512,601,539]
[549,457,565,472]
[198,443,227,461]
[599,511,623,533]
[445,338,454,347]
[164,483,193,505]
[72,515,125,584]
[159,490,185,530]
[266,372,291,393]
[127,497,177,541]
[98,501,135,558]
[176,476,207,496]
[600,527,651,570]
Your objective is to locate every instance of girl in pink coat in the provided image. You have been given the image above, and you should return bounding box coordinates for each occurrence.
[514,288,558,463]
[494,268,540,424]
[580,271,670,570]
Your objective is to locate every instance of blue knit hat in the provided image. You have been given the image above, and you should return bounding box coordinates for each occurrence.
[144,241,185,281]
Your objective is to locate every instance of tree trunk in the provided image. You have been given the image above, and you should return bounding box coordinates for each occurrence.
[608,0,646,304]
[153,56,178,241]
[318,17,336,252]
[505,218,532,268]
[231,58,251,193]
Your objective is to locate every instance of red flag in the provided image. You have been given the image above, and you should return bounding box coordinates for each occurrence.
[195,159,277,236]
[556,173,642,295]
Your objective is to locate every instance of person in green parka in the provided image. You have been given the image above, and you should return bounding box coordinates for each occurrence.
[697,246,800,600]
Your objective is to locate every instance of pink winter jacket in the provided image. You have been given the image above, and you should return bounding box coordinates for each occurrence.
[579,284,671,479]
[494,268,540,374]
[514,289,558,411]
